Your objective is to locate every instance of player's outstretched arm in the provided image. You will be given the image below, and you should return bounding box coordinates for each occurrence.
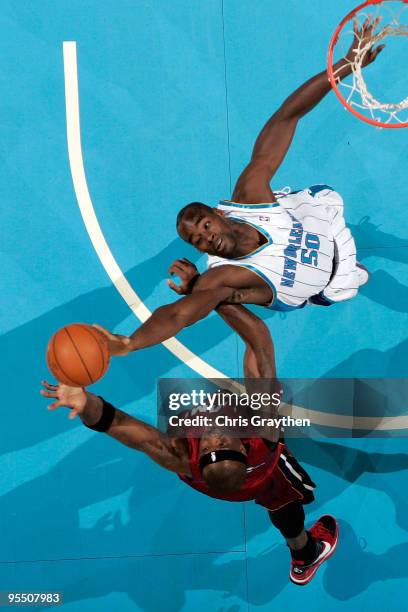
[93,284,233,356]
[95,265,272,355]
[40,381,190,473]
[216,303,276,378]
[232,17,384,204]
[167,258,277,378]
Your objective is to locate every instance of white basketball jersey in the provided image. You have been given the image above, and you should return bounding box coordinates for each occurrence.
[207,187,335,311]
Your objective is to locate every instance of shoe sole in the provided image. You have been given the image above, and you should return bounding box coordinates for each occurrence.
[356,262,370,287]
[289,515,339,586]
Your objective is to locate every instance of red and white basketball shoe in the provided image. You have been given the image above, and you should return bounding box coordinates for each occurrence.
[290,515,339,586]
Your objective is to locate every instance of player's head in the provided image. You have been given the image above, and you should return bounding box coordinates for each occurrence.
[176,202,238,257]
[198,433,247,494]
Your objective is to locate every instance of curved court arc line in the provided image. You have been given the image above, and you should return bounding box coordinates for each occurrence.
[62,41,228,382]
[62,41,408,431]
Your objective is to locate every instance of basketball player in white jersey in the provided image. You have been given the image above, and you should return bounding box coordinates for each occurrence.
[95,17,383,357]
[174,183,367,311]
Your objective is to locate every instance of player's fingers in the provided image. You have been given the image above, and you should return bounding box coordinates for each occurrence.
[41,380,58,391]
[169,259,183,267]
[171,265,189,279]
[173,257,194,267]
[363,13,372,30]
[368,15,381,32]
[40,389,58,399]
[373,16,382,30]
[168,270,183,283]
[47,401,62,410]
[92,324,113,339]
[170,263,186,275]
[174,260,190,270]
[372,43,385,59]
[68,409,79,420]
[166,279,183,293]
[168,261,186,275]
[353,16,360,35]
[168,263,179,276]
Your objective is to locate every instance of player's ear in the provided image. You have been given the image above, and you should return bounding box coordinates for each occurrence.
[213,209,225,218]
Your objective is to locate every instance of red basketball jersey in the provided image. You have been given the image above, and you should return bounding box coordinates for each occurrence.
[178,437,283,502]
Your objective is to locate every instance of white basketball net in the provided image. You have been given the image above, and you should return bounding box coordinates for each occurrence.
[332,2,408,125]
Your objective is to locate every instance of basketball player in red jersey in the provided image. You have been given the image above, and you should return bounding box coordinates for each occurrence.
[41,305,338,586]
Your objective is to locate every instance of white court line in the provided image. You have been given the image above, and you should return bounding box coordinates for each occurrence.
[63,41,227,381]
[62,41,408,431]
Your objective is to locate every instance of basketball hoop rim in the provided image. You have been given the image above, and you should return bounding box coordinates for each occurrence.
[327,0,408,128]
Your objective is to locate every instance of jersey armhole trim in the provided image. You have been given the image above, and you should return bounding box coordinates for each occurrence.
[220,200,279,209]
[228,216,273,260]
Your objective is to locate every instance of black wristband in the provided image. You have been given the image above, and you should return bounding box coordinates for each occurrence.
[84,396,116,432]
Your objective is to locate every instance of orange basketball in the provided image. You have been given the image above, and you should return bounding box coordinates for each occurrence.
[46,323,110,387]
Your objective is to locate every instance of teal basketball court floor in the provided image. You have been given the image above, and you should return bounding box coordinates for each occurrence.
[1,1,407,609]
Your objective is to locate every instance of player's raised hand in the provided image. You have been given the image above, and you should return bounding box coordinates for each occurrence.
[345,15,385,67]
[167,258,200,295]
[92,324,132,356]
[40,380,87,419]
